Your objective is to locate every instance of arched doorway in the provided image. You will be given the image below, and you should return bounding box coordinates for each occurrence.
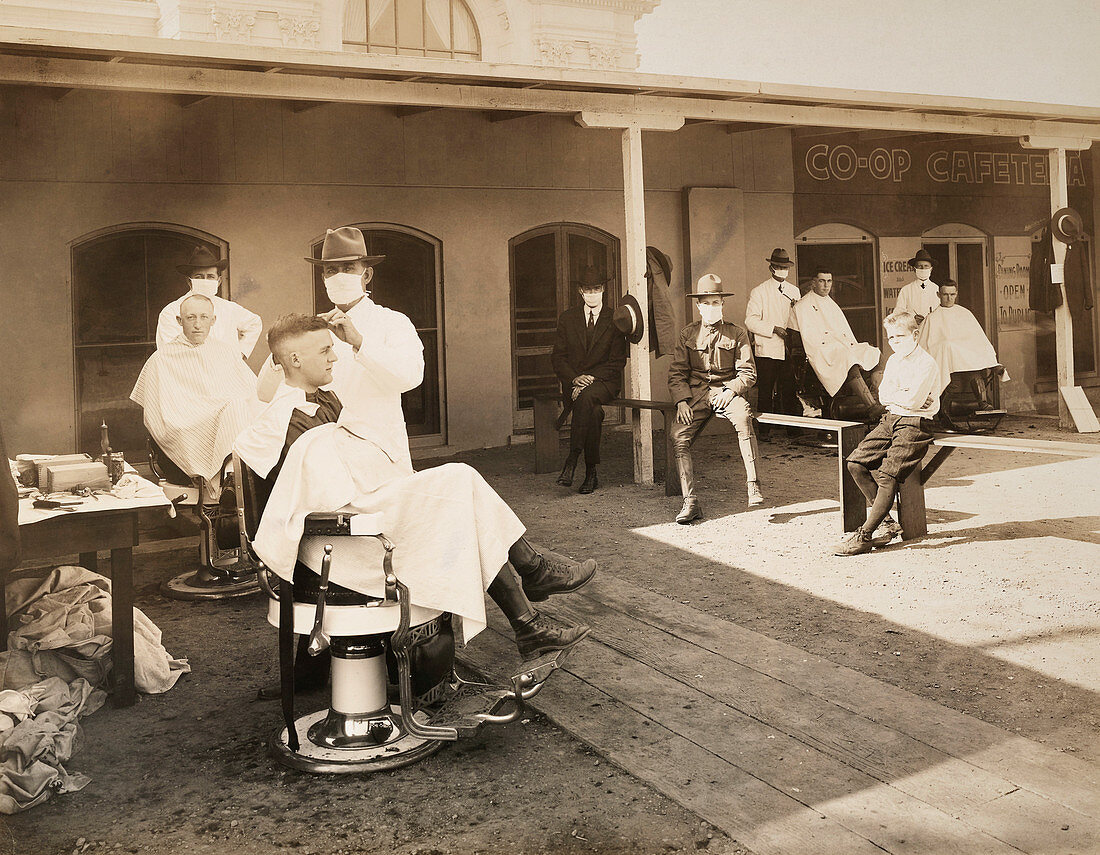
[310,224,445,446]
[71,224,228,456]
[795,223,879,346]
[921,223,991,334]
[509,223,620,430]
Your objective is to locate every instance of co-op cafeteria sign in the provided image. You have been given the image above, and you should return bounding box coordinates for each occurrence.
[795,138,1089,194]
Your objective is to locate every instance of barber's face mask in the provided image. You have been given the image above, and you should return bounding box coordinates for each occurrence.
[324,272,365,305]
[914,267,933,282]
[698,303,724,326]
[771,267,790,281]
[189,278,219,298]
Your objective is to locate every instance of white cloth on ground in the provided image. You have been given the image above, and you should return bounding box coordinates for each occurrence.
[130,336,262,488]
[255,296,424,470]
[156,293,262,356]
[0,676,105,813]
[789,291,881,396]
[744,278,801,360]
[251,419,524,645]
[917,303,1009,393]
[0,566,190,695]
[894,279,940,321]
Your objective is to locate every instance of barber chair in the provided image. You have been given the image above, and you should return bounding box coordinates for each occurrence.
[789,342,874,423]
[938,368,1007,434]
[233,454,568,774]
[147,434,259,600]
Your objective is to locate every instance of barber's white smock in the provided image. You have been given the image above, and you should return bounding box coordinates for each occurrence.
[130,336,261,487]
[789,291,881,396]
[256,296,424,471]
[156,294,262,356]
[894,280,939,321]
[241,413,524,645]
[745,279,801,360]
[917,304,1008,393]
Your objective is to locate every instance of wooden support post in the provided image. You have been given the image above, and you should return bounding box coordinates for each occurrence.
[621,124,654,486]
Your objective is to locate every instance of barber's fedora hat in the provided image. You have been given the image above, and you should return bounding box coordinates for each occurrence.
[908,248,935,267]
[176,245,228,275]
[305,227,386,266]
[1051,207,1085,243]
[766,248,794,267]
[613,293,645,344]
[690,273,734,298]
[571,265,614,289]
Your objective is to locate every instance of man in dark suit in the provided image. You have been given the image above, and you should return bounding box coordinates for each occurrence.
[551,268,628,494]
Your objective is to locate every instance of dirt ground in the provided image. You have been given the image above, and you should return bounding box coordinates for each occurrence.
[4,414,1097,855]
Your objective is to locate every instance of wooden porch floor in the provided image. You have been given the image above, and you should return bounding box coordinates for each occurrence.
[465,571,1099,855]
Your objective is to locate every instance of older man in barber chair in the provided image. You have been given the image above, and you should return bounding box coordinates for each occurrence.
[156,246,262,357]
[239,311,596,697]
[132,293,262,503]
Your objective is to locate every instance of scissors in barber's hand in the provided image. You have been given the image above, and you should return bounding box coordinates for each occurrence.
[318,309,364,350]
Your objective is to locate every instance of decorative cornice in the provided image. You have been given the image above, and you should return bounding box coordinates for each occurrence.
[536,0,659,15]
[277,12,319,47]
[210,6,255,42]
[536,37,574,67]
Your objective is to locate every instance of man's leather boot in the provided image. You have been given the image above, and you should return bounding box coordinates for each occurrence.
[509,537,597,602]
[579,467,598,494]
[676,497,702,524]
[557,453,579,486]
[511,610,591,660]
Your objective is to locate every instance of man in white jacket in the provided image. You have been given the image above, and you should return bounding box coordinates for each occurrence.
[893,248,939,325]
[745,248,801,437]
[155,246,262,357]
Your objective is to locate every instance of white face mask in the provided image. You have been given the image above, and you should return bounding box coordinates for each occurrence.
[771,268,790,281]
[581,291,604,309]
[698,304,724,326]
[890,334,918,357]
[324,272,365,305]
[914,268,932,282]
[189,278,219,298]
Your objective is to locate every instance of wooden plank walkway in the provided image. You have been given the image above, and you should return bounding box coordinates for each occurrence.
[463,573,1100,855]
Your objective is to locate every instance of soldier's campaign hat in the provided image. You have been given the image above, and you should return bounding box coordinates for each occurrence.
[690,273,734,298]
[305,227,386,266]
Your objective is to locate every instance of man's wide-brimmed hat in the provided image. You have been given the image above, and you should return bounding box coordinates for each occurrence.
[908,248,935,267]
[571,265,614,289]
[305,227,386,266]
[766,248,794,267]
[613,293,645,344]
[1051,207,1085,243]
[690,273,734,298]
[176,245,228,275]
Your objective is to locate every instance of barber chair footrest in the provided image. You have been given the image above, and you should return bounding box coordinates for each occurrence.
[270,706,445,774]
[425,680,515,739]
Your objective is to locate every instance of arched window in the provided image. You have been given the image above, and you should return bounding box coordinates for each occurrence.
[795,223,879,346]
[71,224,229,455]
[310,224,446,445]
[343,0,480,59]
[921,223,991,333]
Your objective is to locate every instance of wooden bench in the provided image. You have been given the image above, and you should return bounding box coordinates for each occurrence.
[897,434,1100,540]
[533,395,868,530]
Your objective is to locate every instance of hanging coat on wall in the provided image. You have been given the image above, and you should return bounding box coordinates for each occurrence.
[645,246,681,357]
[1030,228,1095,314]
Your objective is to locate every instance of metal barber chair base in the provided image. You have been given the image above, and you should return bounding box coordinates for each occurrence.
[158,477,260,601]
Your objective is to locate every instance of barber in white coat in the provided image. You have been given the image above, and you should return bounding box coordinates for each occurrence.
[894,248,939,325]
[156,245,262,357]
[745,248,802,437]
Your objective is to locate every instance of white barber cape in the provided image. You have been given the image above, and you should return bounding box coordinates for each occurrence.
[917,304,1008,393]
[745,278,801,360]
[156,293,262,357]
[256,295,424,471]
[895,280,939,321]
[130,336,262,487]
[249,417,524,645]
[790,291,881,396]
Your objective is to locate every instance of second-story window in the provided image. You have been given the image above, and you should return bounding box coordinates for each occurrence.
[344,0,480,59]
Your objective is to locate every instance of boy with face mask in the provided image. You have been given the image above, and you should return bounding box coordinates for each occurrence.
[155,245,262,357]
[835,310,941,555]
[667,274,760,524]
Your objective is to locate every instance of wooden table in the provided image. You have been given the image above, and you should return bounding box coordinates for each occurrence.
[5,486,170,708]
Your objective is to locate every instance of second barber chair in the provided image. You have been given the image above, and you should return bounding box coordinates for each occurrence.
[234,454,569,774]
[148,435,259,600]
